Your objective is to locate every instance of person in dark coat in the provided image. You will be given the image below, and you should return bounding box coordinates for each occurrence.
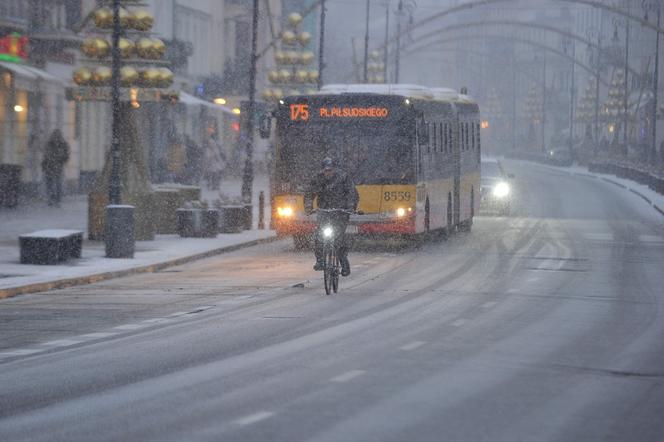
[42,129,70,206]
[304,157,359,276]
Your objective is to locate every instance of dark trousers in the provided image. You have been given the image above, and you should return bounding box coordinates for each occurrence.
[44,171,63,205]
[314,212,350,266]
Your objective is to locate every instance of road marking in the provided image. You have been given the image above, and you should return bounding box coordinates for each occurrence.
[527,277,540,283]
[113,323,147,331]
[142,318,169,324]
[42,339,84,347]
[0,349,41,357]
[639,235,663,243]
[80,332,118,339]
[585,233,614,241]
[167,311,190,318]
[481,301,498,309]
[452,319,469,327]
[400,341,426,351]
[331,370,366,383]
[235,411,274,426]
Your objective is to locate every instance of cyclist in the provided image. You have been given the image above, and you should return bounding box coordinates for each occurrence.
[305,157,359,276]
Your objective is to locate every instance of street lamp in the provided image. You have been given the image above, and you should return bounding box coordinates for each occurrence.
[612,14,630,156]
[262,11,320,101]
[585,25,603,157]
[73,1,172,257]
[562,36,577,159]
[367,50,386,83]
[642,0,661,164]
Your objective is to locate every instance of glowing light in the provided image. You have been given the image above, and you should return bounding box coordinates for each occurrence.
[232,107,241,115]
[404,99,411,105]
[481,120,489,129]
[608,124,615,133]
[231,121,240,132]
[213,97,227,105]
[277,206,293,217]
[13,104,24,112]
[396,207,406,217]
[322,226,333,238]
[492,182,510,198]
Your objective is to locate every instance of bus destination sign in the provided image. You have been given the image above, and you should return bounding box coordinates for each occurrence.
[289,103,390,122]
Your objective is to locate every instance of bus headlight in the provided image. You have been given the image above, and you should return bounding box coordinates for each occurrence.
[492,182,510,198]
[277,206,294,217]
[322,226,333,238]
[395,207,412,217]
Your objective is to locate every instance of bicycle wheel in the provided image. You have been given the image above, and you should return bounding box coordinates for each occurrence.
[332,252,339,293]
[323,246,333,295]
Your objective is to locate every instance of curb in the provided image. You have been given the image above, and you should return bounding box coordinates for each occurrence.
[0,235,280,300]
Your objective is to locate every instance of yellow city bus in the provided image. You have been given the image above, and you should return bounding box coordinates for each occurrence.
[267,84,481,247]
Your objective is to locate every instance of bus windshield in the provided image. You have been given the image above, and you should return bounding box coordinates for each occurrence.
[276,117,415,189]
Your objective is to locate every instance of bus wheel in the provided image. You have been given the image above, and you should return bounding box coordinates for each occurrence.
[293,234,310,250]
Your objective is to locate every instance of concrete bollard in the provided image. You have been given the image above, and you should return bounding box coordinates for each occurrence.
[258,191,265,230]
[105,205,135,258]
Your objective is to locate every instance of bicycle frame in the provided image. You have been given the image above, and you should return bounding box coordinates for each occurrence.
[315,209,353,295]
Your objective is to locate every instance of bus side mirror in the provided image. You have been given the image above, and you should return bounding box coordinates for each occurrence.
[259,114,272,139]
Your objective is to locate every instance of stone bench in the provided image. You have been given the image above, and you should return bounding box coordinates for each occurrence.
[19,229,83,265]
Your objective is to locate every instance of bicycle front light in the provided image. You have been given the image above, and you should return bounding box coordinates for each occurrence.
[322,226,333,238]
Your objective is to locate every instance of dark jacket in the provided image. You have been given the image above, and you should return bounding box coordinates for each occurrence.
[304,170,359,212]
[42,131,70,174]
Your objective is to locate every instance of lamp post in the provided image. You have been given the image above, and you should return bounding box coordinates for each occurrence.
[241,0,259,209]
[364,0,371,83]
[586,25,602,157]
[562,36,576,159]
[318,0,326,89]
[613,15,630,156]
[643,0,661,164]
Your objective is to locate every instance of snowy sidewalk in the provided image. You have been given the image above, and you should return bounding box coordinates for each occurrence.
[0,177,276,299]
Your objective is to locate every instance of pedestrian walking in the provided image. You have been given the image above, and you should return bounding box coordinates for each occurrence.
[41,129,70,206]
[203,135,225,190]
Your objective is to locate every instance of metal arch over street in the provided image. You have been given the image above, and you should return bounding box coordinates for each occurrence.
[397,19,640,81]
[379,0,664,54]
[403,33,610,88]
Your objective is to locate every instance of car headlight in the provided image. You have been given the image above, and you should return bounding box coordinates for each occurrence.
[277,206,293,217]
[492,182,510,198]
[322,226,333,238]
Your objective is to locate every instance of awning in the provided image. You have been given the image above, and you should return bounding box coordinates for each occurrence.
[0,61,63,83]
[178,91,235,115]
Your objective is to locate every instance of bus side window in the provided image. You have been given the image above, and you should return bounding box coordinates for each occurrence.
[465,123,470,151]
[438,123,443,153]
[430,123,435,154]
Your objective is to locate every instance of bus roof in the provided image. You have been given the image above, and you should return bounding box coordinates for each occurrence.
[320,84,433,99]
[318,84,475,104]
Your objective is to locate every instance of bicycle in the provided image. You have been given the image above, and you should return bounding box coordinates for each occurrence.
[312,208,354,295]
